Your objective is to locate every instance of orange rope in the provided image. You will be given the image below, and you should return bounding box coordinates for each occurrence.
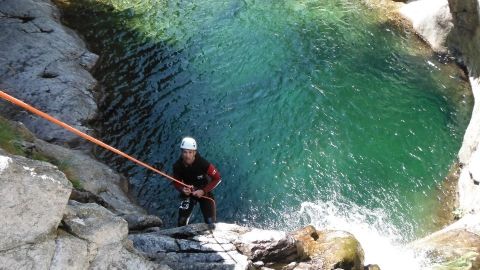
[0,90,215,209]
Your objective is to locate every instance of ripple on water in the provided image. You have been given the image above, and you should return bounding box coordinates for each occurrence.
[61,0,472,241]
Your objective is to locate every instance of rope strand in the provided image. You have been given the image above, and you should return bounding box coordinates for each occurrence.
[0,90,216,208]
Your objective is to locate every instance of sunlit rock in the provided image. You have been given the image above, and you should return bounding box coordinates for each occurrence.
[292,225,365,270]
[0,239,56,269]
[63,201,128,246]
[34,139,146,215]
[411,227,480,270]
[399,0,453,53]
[130,223,250,269]
[50,230,89,270]
[235,228,297,262]
[0,151,71,251]
[364,264,381,270]
[129,223,368,270]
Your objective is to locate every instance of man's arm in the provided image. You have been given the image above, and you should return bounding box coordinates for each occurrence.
[202,164,222,193]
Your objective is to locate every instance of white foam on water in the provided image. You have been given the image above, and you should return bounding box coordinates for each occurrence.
[299,200,431,270]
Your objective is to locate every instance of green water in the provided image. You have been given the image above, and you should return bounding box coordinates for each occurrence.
[61,0,472,239]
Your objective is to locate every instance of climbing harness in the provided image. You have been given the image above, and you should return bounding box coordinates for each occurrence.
[0,90,216,209]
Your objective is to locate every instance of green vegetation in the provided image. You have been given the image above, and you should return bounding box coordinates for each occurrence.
[55,161,83,189]
[0,116,29,155]
[0,116,82,189]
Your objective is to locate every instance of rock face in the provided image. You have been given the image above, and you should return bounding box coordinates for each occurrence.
[1,239,57,270]
[61,201,167,270]
[50,230,90,270]
[410,213,480,270]
[0,151,67,268]
[129,223,366,270]
[399,0,453,53]
[399,0,480,268]
[235,228,297,263]
[0,151,168,269]
[0,0,171,267]
[63,201,129,246]
[448,0,480,74]
[1,113,157,223]
[448,0,480,217]
[399,0,480,67]
[0,0,98,146]
[33,138,146,215]
[0,151,71,251]
[293,226,365,270]
[458,121,480,215]
[130,223,250,270]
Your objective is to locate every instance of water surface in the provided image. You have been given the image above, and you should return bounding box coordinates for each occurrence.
[61,0,472,254]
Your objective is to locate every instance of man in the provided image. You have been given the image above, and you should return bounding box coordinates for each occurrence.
[173,137,222,226]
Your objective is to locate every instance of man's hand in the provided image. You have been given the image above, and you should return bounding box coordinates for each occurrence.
[182,186,193,196]
[192,189,205,198]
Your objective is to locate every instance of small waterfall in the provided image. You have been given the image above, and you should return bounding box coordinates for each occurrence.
[299,201,431,270]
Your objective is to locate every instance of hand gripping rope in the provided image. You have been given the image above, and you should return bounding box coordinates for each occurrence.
[0,90,215,209]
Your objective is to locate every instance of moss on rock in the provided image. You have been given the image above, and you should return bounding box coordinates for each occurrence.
[0,116,83,189]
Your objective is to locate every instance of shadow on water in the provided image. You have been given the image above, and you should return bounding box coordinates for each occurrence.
[58,0,272,228]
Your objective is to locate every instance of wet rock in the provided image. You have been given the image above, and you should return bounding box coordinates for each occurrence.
[0,151,71,251]
[252,261,266,268]
[364,264,381,270]
[411,227,480,270]
[292,226,365,270]
[0,0,98,145]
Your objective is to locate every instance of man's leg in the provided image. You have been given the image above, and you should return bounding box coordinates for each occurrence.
[199,193,216,224]
[178,197,197,226]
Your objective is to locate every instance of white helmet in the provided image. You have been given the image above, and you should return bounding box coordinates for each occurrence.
[180,137,197,150]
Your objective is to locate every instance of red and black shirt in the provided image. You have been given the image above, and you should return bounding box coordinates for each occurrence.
[172,153,221,193]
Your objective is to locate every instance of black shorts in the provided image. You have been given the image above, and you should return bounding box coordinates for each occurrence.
[177,193,216,226]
